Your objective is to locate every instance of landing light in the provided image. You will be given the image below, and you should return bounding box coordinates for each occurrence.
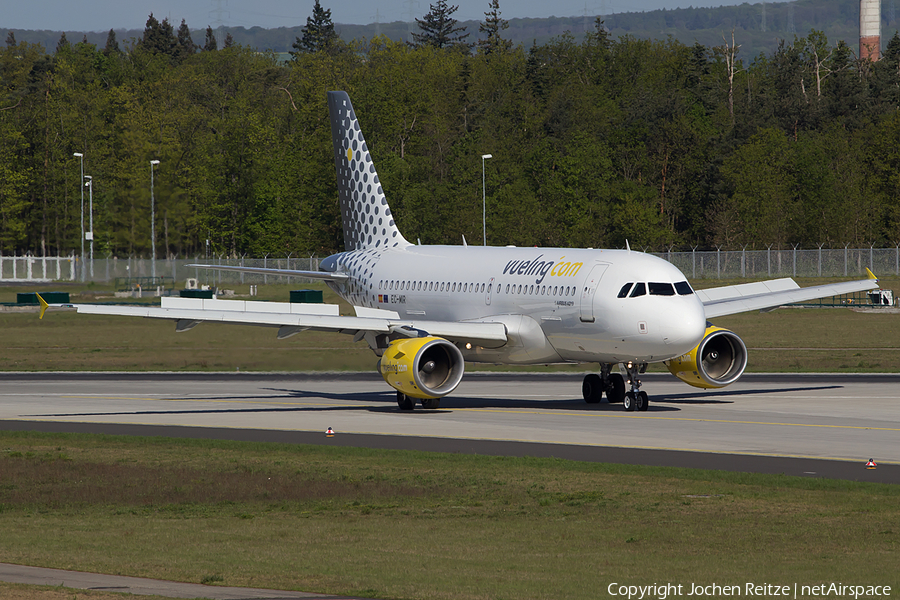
[465,343,472,350]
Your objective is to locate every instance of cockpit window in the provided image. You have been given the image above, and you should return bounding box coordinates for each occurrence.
[675,281,694,296]
[648,282,676,296]
[617,283,633,298]
[629,282,646,297]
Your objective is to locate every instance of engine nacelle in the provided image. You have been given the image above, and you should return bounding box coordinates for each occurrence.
[665,325,748,389]
[378,337,465,399]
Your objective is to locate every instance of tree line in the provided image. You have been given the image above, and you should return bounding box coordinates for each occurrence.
[1,3,900,259]
[8,0,898,66]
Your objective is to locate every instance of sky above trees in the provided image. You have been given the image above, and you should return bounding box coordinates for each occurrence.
[3,0,793,32]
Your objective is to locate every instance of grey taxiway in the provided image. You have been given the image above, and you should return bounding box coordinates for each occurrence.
[1,371,897,483]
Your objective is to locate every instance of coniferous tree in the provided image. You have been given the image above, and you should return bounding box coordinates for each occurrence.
[477,0,511,55]
[175,19,197,62]
[55,32,69,53]
[141,13,178,57]
[224,32,234,48]
[103,29,120,55]
[292,1,339,56]
[6,31,16,48]
[203,26,218,52]
[411,1,470,50]
[871,31,900,109]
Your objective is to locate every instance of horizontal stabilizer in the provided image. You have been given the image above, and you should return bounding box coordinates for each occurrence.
[184,264,349,281]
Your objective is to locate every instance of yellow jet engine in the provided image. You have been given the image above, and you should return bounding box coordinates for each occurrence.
[378,336,465,399]
[665,325,748,389]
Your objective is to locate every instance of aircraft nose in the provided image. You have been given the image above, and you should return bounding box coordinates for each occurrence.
[663,298,706,351]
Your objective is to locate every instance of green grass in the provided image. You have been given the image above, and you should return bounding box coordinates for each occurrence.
[0,431,898,599]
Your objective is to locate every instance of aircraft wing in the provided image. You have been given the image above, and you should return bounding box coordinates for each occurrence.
[40,296,507,348]
[183,263,349,281]
[697,270,880,318]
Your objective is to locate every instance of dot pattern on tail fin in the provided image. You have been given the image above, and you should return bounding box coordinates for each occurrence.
[328,91,409,252]
[332,248,381,307]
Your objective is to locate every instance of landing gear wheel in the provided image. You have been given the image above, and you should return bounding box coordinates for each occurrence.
[582,374,603,404]
[623,392,636,412]
[607,373,626,404]
[637,391,649,411]
[397,391,415,411]
[421,398,440,409]
[633,391,649,411]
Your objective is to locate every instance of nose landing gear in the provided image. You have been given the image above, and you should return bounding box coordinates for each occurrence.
[623,362,649,412]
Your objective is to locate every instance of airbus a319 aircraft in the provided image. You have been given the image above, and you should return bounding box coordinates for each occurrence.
[41,91,880,411]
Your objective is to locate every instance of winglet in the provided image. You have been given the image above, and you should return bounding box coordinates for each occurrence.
[37,293,49,320]
[866,268,878,281]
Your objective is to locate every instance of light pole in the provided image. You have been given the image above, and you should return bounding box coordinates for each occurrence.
[73,152,84,281]
[84,176,94,279]
[150,160,160,279]
[481,154,492,246]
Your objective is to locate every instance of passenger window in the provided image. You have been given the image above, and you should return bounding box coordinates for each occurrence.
[630,283,646,297]
[617,283,633,298]
[649,282,675,296]
[675,281,694,295]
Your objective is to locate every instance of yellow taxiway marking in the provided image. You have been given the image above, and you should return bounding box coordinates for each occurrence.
[460,406,900,432]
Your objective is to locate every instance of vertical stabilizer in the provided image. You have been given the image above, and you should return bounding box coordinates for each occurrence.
[328,91,410,251]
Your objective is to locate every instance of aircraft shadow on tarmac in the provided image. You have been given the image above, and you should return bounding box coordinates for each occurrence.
[656,385,842,404]
[28,385,842,418]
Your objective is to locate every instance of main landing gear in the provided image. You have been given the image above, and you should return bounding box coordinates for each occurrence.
[397,391,440,410]
[582,362,648,411]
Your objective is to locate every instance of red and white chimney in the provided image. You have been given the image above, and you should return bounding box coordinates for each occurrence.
[860,0,881,61]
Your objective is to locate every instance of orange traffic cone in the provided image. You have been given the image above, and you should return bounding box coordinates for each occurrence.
[326,427,335,437]
[865,458,877,469]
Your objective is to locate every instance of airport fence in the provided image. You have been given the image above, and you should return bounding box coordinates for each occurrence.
[2,247,899,285]
[651,246,900,280]
[0,254,321,286]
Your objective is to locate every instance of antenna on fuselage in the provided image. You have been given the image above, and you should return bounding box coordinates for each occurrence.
[626,240,631,252]
[462,235,468,247]
[417,238,421,245]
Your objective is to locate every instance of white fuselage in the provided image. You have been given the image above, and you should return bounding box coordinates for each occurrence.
[323,245,707,365]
